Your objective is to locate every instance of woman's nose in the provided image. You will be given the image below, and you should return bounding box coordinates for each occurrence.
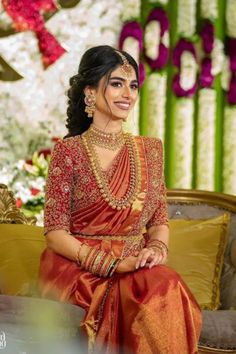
[122,85,131,98]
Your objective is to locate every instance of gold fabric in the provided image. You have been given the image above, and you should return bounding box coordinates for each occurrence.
[0,224,45,295]
[167,214,230,310]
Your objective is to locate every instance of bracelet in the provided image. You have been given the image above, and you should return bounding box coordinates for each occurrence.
[80,246,121,278]
[147,239,168,255]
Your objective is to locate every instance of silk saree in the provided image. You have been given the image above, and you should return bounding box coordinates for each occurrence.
[39,135,202,354]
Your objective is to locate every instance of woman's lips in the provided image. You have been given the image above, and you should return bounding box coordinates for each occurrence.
[114,101,130,110]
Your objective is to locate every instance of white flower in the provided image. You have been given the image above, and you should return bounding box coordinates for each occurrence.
[148,0,168,3]
[122,37,140,63]
[14,182,32,203]
[196,89,216,190]
[177,0,197,36]
[146,72,167,142]
[144,21,161,60]
[30,177,46,191]
[173,98,194,188]
[200,0,218,20]
[180,51,197,90]
[223,106,236,195]
[226,0,236,37]
[211,39,224,76]
[221,57,231,91]
[121,0,140,21]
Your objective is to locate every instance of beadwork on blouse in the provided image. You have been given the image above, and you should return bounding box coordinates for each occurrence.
[44,135,168,235]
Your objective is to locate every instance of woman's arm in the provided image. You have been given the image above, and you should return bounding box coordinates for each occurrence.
[45,229,89,262]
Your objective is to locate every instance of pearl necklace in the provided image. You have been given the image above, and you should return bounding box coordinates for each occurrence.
[82,132,141,210]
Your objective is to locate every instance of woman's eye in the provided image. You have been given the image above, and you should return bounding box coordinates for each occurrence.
[130,84,139,90]
[110,81,122,87]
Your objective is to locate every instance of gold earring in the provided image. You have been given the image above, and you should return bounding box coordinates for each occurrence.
[84,93,96,118]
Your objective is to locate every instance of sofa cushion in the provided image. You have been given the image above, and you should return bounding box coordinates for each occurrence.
[167,214,230,310]
[199,310,236,349]
[0,224,45,296]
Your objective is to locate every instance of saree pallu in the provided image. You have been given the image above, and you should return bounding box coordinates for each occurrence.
[39,135,202,353]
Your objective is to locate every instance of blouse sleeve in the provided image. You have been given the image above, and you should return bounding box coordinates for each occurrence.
[44,139,74,234]
[146,139,169,229]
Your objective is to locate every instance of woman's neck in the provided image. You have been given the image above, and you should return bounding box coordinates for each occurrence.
[92,117,123,133]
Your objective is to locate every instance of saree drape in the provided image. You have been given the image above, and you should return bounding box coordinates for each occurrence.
[39,135,202,354]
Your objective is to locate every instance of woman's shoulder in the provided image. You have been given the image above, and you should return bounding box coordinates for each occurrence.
[135,135,163,150]
[53,135,82,151]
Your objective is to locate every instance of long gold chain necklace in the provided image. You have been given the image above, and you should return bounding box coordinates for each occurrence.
[86,124,125,151]
[82,131,141,210]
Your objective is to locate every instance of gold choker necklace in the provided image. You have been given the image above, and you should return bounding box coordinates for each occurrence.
[82,132,141,210]
[86,125,125,151]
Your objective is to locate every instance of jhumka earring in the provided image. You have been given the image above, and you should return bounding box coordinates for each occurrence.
[84,93,96,118]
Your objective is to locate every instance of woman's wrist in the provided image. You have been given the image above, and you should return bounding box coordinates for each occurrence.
[77,244,121,277]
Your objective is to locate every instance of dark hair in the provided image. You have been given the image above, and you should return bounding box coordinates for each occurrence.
[65,45,139,137]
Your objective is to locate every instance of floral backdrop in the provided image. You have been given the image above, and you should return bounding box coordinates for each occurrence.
[0,0,236,224]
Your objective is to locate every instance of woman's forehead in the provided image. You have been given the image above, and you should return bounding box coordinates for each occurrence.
[110,65,137,81]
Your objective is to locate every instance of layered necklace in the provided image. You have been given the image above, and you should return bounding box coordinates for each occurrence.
[82,125,141,210]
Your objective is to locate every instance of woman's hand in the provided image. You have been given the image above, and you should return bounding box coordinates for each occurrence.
[135,247,166,269]
[116,256,138,273]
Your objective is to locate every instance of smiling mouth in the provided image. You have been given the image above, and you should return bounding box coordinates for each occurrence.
[114,101,130,110]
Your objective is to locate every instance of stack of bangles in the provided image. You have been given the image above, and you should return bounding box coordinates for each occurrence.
[146,239,168,260]
[77,244,121,278]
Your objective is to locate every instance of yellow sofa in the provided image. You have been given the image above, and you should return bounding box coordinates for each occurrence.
[0,184,236,354]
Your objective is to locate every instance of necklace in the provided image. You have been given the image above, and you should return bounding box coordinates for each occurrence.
[86,124,125,151]
[82,132,141,210]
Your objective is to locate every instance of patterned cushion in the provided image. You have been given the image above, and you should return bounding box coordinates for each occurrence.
[199,310,236,349]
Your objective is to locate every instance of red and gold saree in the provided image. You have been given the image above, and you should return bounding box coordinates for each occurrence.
[39,135,202,354]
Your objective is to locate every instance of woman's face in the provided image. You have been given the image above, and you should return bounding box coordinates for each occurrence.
[92,65,139,121]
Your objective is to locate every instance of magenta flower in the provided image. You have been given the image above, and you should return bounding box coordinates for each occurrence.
[227,73,236,105]
[119,21,145,85]
[199,58,214,88]
[144,8,169,70]
[226,38,236,105]
[201,21,214,54]
[172,39,197,97]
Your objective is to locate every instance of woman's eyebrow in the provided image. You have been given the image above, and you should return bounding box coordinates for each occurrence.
[109,76,138,83]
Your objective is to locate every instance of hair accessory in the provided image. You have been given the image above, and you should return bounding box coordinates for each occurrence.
[84,93,96,118]
[116,51,133,79]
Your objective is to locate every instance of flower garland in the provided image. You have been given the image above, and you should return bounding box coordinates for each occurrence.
[2,0,66,68]
[200,0,218,20]
[172,39,197,97]
[196,89,216,190]
[223,106,236,195]
[177,0,197,37]
[223,0,236,195]
[173,99,194,188]
[199,21,214,88]
[146,72,167,142]
[144,8,169,70]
